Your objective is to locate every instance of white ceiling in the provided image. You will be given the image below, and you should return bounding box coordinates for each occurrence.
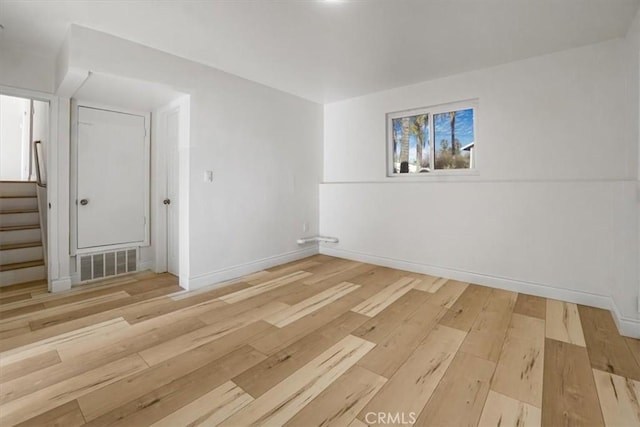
[0,0,638,103]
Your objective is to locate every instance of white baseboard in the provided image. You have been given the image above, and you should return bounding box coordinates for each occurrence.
[609,302,640,339]
[320,246,640,338]
[50,276,72,292]
[138,260,155,273]
[187,245,320,291]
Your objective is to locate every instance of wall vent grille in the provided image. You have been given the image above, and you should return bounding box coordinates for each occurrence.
[79,248,137,282]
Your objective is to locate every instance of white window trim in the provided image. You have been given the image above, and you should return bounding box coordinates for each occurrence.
[386,98,479,178]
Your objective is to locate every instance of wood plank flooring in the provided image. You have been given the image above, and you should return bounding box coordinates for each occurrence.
[1,255,639,426]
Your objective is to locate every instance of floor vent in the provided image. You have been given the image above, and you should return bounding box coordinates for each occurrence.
[79,248,137,282]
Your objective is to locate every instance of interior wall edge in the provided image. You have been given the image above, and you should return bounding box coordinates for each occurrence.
[50,277,72,293]
[186,245,319,291]
[138,259,156,273]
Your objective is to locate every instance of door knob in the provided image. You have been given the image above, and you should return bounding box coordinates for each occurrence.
[163,199,171,205]
[80,199,89,206]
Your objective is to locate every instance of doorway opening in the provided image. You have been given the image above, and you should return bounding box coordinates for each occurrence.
[67,72,189,287]
[153,95,190,282]
[0,93,50,287]
[0,94,48,182]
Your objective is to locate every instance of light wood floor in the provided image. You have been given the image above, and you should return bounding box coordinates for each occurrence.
[1,255,639,426]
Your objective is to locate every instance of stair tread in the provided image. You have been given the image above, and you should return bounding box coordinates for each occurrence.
[0,181,36,183]
[0,224,40,232]
[0,278,46,293]
[0,209,39,214]
[0,241,42,251]
[0,259,44,272]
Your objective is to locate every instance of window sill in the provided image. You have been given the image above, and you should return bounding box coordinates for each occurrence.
[387,169,480,181]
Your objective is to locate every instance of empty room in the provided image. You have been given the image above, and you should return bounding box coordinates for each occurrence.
[0,0,639,426]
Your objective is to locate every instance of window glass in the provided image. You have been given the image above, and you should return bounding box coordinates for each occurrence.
[433,108,474,170]
[391,113,430,173]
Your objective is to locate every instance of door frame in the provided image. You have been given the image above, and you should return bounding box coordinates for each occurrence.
[70,99,151,255]
[152,96,188,279]
[152,102,171,274]
[0,85,60,292]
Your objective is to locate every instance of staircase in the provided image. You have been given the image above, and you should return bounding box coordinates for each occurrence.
[0,181,46,286]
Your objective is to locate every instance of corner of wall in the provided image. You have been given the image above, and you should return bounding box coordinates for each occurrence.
[186,245,319,291]
[50,277,72,293]
[319,245,640,338]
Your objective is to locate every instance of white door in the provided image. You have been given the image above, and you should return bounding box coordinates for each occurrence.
[77,107,148,249]
[166,109,179,275]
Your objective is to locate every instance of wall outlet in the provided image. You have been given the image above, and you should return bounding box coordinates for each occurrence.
[204,170,214,183]
[302,222,309,233]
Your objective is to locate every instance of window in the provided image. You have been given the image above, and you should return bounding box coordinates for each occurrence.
[387,100,477,175]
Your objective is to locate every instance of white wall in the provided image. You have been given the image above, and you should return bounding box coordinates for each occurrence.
[321,38,640,335]
[0,95,30,180]
[625,8,640,331]
[32,100,49,182]
[64,25,323,288]
[628,11,640,185]
[0,44,55,94]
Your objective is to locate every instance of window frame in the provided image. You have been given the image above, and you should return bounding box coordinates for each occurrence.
[386,99,479,178]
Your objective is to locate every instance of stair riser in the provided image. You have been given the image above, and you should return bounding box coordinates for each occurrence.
[0,212,39,227]
[0,182,37,197]
[0,198,38,211]
[0,265,46,287]
[0,228,41,245]
[0,246,43,265]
